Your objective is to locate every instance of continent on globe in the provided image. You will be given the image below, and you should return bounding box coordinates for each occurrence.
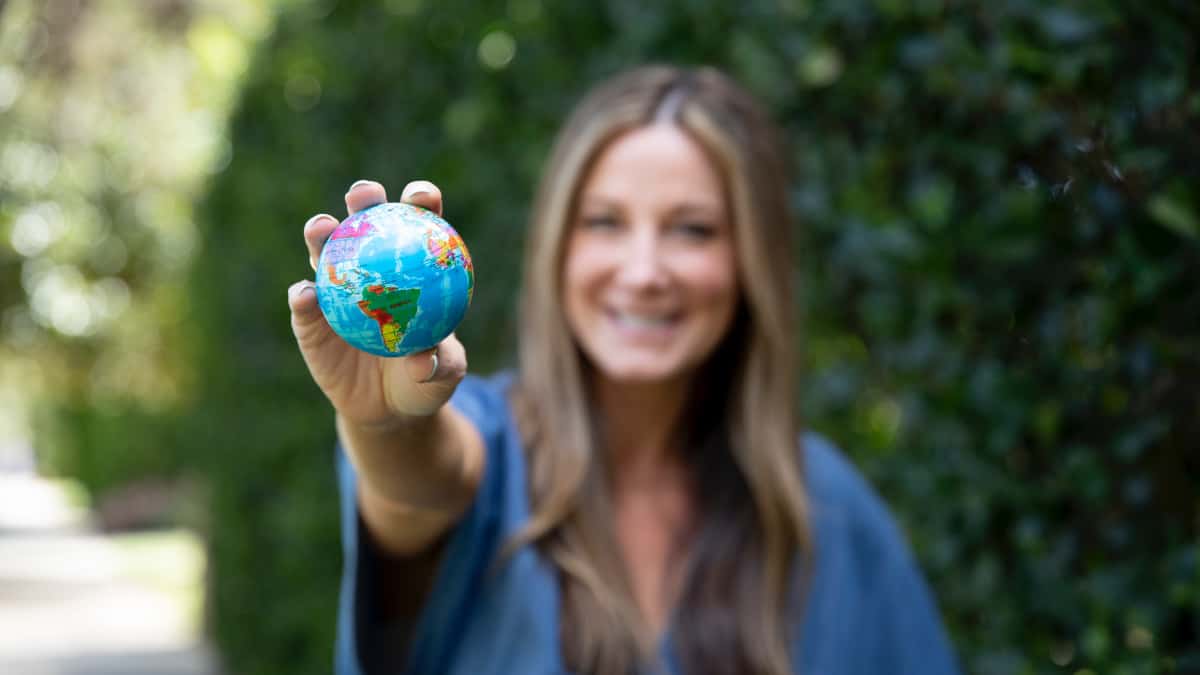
[324,221,376,287]
[331,219,376,240]
[327,264,351,287]
[425,225,476,301]
[356,284,421,353]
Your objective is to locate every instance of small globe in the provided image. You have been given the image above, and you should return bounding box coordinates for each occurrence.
[315,202,474,357]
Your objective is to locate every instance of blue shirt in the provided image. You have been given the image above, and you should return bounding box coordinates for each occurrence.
[335,373,960,674]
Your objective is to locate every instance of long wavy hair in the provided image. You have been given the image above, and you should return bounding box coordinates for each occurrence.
[511,65,811,675]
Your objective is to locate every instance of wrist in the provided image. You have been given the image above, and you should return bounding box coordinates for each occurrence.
[336,407,440,438]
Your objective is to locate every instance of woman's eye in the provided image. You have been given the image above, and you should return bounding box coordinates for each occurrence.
[674,222,717,240]
[581,214,619,229]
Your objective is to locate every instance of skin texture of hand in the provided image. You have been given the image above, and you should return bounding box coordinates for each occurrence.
[287,179,469,425]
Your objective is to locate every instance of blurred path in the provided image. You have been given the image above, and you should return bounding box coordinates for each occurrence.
[0,449,219,675]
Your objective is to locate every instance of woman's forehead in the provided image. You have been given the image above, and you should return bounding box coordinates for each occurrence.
[576,125,727,213]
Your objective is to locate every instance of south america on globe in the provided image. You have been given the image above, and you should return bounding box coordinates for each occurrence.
[315,202,474,357]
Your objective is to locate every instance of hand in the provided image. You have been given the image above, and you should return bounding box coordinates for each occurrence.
[287,179,468,425]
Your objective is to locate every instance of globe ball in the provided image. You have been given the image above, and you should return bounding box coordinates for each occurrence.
[314,202,474,357]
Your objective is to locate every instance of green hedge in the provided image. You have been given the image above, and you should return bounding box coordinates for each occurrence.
[35,398,187,499]
[190,1,1200,673]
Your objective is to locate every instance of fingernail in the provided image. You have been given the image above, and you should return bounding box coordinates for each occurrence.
[417,352,439,383]
[305,213,337,229]
[401,180,435,201]
[288,281,315,299]
[349,179,373,191]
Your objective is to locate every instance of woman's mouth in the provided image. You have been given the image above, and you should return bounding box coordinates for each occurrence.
[606,308,681,341]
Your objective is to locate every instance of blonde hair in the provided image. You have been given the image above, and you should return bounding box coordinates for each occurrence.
[512,65,811,675]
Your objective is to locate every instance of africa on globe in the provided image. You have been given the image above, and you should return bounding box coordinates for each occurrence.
[315,202,474,357]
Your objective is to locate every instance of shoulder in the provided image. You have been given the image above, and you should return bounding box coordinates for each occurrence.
[795,433,961,674]
[800,431,909,563]
[448,370,518,440]
[798,431,927,616]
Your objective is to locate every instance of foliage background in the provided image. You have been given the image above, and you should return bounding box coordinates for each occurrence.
[5,0,1198,674]
[0,0,271,492]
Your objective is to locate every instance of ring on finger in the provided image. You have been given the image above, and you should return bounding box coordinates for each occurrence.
[419,352,439,383]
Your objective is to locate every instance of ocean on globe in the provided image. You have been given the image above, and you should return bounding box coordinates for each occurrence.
[315,202,474,357]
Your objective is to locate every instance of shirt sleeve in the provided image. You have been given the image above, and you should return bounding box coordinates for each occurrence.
[334,374,513,675]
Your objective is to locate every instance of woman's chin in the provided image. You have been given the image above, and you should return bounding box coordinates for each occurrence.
[590,358,690,385]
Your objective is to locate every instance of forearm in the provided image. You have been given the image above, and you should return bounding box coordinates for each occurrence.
[338,406,482,556]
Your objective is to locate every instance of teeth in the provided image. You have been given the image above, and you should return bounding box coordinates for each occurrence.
[614,312,673,329]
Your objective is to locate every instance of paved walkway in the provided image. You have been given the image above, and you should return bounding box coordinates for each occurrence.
[0,468,219,675]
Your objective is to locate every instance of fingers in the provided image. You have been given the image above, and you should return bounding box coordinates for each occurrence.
[307,177,444,272]
[344,178,443,216]
[304,214,339,272]
[400,180,443,217]
[345,179,389,215]
[287,279,319,321]
[287,279,332,344]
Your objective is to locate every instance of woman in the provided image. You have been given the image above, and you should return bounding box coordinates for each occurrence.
[288,66,960,675]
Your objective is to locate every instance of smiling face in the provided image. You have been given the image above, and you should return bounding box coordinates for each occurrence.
[562,123,739,386]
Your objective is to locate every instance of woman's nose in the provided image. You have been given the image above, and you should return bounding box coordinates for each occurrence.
[615,227,667,288]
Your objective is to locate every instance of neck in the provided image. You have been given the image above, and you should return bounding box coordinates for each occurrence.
[591,373,693,493]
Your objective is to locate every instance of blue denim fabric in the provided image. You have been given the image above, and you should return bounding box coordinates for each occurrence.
[335,373,960,675]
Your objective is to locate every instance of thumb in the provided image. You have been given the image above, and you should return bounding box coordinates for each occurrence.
[402,348,439,384]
